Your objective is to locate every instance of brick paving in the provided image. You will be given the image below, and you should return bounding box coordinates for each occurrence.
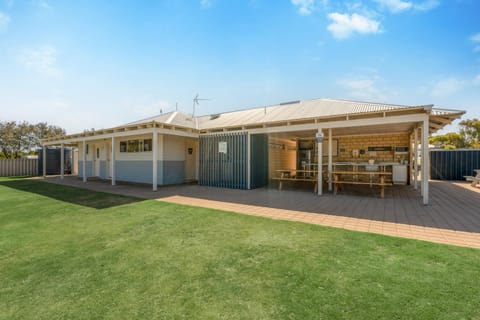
[40,176,480,249]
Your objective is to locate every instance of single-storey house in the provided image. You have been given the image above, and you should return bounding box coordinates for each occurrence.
[42,98,465,205]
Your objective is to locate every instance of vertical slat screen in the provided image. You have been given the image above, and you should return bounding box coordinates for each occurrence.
[198,132,248,189]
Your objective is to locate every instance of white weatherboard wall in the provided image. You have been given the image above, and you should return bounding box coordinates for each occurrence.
[115,134,157,184]
[74,133,195,185]
[163,134,187,185]
[78,142,95,178]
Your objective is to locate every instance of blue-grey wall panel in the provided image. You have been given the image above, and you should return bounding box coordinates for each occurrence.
[430,150,480,180]
[99,161,107,179]
[78,161,93,178]
[115,160,152,184]
[163,161,185,185]
[198,132,248,189]
[157,160,163,186]
[250,134,269,189]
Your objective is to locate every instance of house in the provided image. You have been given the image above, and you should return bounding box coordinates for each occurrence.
[41,98,465,205]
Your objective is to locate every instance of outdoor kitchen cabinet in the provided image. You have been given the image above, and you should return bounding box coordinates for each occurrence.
[392,164,408,185]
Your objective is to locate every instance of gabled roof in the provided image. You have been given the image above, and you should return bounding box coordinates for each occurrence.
[196,98,434,130]
[126,111,197,129]
[42,97,465,144]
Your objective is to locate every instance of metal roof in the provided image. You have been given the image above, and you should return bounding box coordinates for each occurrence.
[42,98,465,144]
[195,98,437,130]
[126,111,196,129]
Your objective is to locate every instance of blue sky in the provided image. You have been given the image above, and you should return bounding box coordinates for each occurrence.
[0,0,479,134]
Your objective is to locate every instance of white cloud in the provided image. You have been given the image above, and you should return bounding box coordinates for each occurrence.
[471,33,480,43]
[374,0,412,13]
[375,0,439,13]
[470,33,480,53]
[413,0,439,11]
[327,13,380,39]
[291,0,315,15]
[430,78,467,98]
[338,75,390,102]
[473,75,480,86]
[18,46,63,78]
[430,75,480,98]
[0,12,10,33]
[33,0,51,10]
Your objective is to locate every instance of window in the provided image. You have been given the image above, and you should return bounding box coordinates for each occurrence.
[143,139,152,152]
[120,141,127,152]
[127,140,139,152]
[119,139,153,153]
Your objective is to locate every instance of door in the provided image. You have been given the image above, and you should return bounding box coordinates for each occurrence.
[185,139,197,182]
[94,145,101,177]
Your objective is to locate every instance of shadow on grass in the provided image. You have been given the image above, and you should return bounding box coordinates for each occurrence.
[0,178,143,209]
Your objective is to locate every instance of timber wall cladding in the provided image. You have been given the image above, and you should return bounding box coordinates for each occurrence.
[0,159,38,177]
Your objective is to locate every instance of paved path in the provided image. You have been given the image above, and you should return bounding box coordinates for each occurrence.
[40,176,480,249]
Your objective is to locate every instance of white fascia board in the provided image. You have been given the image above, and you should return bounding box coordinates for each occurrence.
[246,113,427,134]
[43,127,199,146]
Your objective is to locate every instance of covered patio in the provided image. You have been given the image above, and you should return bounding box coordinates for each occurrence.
[41,176,480,248]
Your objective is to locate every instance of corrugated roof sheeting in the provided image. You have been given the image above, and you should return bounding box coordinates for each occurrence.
[123,99,464,131]
[195,98,424,129]
[42,98,465,143]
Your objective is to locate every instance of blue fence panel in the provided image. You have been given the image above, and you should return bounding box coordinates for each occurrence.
[430,149,480,180]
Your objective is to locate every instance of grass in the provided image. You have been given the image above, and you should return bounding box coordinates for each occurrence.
[0,177,479,320]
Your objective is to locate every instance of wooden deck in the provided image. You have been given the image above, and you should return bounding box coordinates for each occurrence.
[40,176,480,248]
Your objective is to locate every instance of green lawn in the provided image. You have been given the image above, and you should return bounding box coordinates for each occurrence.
[1,178,479,320]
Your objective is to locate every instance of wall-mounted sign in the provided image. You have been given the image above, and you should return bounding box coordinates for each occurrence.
[188,148,193,155]
[368,146,392,152]
[219,141,227,154]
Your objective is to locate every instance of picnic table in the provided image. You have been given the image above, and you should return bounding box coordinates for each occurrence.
[332,170,393,198]
[272,169,319,192]
[464,169,480,187]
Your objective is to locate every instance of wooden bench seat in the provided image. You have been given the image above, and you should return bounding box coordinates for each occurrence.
[333,181,393,186]
[333,171,393,198]
[464,176,480,187]
[271,177,318,192]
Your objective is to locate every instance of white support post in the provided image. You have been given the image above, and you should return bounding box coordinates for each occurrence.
[82,140,87,183]
[413,127,418,190]
[42,145,46,178]
[111,136,116,186]
[247,133,251,190]
[328,128,333,192]
[317,129,323,196]
[60,143,64,180]
[422,118,429,205]
[152,127,158,191]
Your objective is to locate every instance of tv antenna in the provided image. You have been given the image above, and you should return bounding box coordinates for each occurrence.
[192,93,210,116]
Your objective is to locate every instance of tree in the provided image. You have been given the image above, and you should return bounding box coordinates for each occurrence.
[0,121,66,159]
[429,132,465,149]
[459,118,480,148]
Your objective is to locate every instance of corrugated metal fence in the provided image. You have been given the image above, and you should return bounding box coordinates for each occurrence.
[0,159,38,177]
[430,149,480,180]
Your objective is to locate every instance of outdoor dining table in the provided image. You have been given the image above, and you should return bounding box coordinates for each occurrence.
[273,169,319,192]
[332,170,393,198]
